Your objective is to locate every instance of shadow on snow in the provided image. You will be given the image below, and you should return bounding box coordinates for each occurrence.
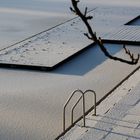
[52,43,122,76]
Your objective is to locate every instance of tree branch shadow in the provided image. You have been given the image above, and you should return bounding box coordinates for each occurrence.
[53,43,122,76]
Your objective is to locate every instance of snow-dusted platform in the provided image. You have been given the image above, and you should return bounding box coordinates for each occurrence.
[0,18,92,71]
[103,26,140,45]
[0,7,139,71]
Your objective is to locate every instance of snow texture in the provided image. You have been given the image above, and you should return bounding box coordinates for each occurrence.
[0,7,139,68]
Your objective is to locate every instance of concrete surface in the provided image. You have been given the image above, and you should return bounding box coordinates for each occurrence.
[59,68,140,140]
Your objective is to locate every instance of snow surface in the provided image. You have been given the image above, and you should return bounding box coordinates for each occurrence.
[60,67,140,140]
[0,7,139,68]
[0,1,139,140]
[0,0,140,48]
[0,17,91,67]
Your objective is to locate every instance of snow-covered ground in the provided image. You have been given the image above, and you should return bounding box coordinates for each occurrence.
[0,6,139,68]
[0,0,73,48]
[0,1,140,140]
[0,0,140,48]
[59,62,140,140]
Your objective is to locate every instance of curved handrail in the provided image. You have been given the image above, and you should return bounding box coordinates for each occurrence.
[84,90,96,116]
[63,89,85,132]
[71,90,96,125]
[71,95,82,125]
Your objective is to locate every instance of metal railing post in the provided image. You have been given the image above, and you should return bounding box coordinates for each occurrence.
[63,89,84,132]
[71,90,97,126]
[71,95,82,125]
[82,93,86,127]
[85,90,96,116]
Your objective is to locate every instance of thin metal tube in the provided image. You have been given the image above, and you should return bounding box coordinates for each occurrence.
[84,90,96,116]
[82,93,86,127]
[63,89,84,132]
[63,89,97,132]
[71,90,97,127]
[71,95,82,125]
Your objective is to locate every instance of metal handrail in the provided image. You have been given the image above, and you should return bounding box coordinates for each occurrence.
[71,90,96,125]
[71,95,82,125]
[85,90,96,115]
[63,89,97,132]
[63,89,85,132]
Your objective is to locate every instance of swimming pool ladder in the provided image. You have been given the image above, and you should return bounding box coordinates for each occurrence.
[63,89,96,132]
